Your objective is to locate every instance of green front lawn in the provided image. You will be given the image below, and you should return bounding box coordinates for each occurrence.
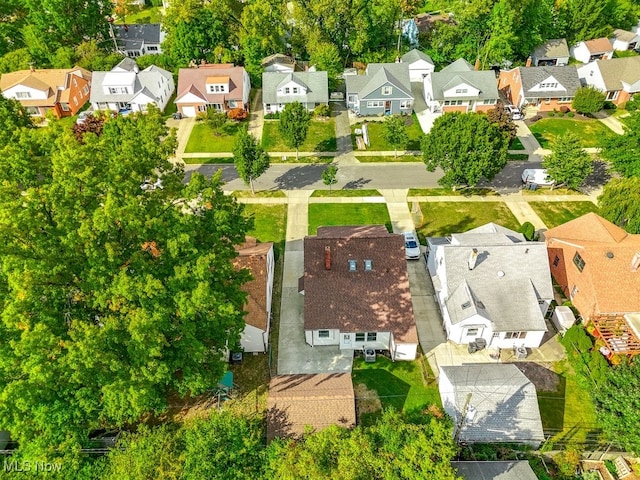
[352,356,441,425]
[308,203,391,235]
[409,188,498,197]
[183,157,234,164]
[261,118,337,152]
[185,121,242,153]
[311,189,381,197]
[528,117,611,148]
[242,204,287,260]
[351,114,425,151]
[416,201,520,239]
[355,155,422,163]
[528,201,599,228]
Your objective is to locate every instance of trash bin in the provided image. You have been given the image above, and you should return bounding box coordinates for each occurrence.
[475,338,487,350]
[364,348,376,363]
[468,342,478,354]
[172,112,182,120]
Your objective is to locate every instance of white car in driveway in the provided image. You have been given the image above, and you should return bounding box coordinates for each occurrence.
[505,105,523,120]
[403,232,421,260]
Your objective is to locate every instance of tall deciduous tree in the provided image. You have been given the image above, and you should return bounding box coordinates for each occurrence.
[0,95,32,147]
[598,177,640,234]
[383,115,409,158]
[0,107,252,459]
[486,104,517,141]
[599,111,640,177]
[322,165,338,192]
[542,133,593,189]
[233,127,270,194]
[421,112,508,189]
[279,102,312,160]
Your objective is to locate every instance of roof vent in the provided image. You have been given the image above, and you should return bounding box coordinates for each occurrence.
[632,252,640,272]
[324,246,331,270]
[606,251,614,259]
[497,271,505,278]
[461,301,472,309]
[468,248,479,270]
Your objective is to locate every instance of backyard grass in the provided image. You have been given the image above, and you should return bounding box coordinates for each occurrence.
[242,204,287,259]
[183,157,234,164]
[416,201,520,239]
[311,189,381,197]
[408,187,498,197]
[116,6,163,24]
[528,117,611,148]
[351,114,425,151]
[261,118,337,152]
[352,356,441,425]
[528,201,599,228]
[308,203,391,235]
[184,121,243,153]
[509,137,525,150]
[162,91,178,119]
[355,155,422,162]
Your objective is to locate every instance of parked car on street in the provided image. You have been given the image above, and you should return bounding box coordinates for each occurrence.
[505,105,523,120]
[522,168,555,187]
[403,232,421,260]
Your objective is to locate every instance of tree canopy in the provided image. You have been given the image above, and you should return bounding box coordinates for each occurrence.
[278,102,312,160]
[542,133,593,189]
[0,107,252,458]
[421,112,508,189]
[598,177,640,234]
[572,86,606,115]
[599,111,640,177]
[233,127,271,194]
[383,115,409,158]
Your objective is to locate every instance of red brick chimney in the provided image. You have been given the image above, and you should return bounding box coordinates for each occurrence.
[526,56,532,67]
[324,246,331,270]
[474,58,481,70]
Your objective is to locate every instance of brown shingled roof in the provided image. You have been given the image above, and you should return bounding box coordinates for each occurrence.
[584,37,613,53]
[267,373,356,440]
[175,64,246,104]
[234,237,274,331]
[303,225,418,343]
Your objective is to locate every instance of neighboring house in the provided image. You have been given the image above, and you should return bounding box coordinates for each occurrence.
[112,23,164,57]
[498,65,580,111]
[571,38,614,63]
[401,49,435,82]
[234,237,275,354]
[439,364,545,446]
[423,58,499,114]
[426,223,552,349]
[262,71,328,113]
[261,53,298,73]
[401,19,419,47]
[90,57,174,113]
[300,225,418,361]
[610,29,640,51]
[175,63,251,117]
[345,63,413,116]
[577,56,640,105]
[1,66,91,118]
[530,39,570,67]
[267,373,356,440]
[545,213,640,356]
[452,461,538,480]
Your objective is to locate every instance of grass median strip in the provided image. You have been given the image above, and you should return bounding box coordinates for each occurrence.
[311,189,382,197]
[308,203,391,235]
[355,155,422,163]
[183,157,234,164]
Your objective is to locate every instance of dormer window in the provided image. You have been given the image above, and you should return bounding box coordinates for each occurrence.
[455,88,468,94]
[540,82,558,88]
[284,87,290,94]
[108,87,128,94]
[382,86,392,95]
[205,76,229,94]
[572,252,585,272]
[16,92,31,99]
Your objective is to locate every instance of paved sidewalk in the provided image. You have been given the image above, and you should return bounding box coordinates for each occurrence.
[333,103,358,165]
[514,119,543,162]
[247,89,264,141]
[593,111,625,135]
[167,116,195,164]
[502,196,548,230]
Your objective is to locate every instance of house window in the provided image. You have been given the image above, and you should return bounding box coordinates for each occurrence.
[318,330,330,338]
[16,92,31,99]
[505,331,527,339]
[147,46,158,51]
[348,94,358,103]
[355,333,365,342]
[573,252,585,272]
[293,87,299,94]
[558,97,572,103]
[544,98,551,104]
[492,332,500,339]
[109,87,128,94]
[461,301,472,309]
[364,260,372,271]
[265,103,271,110]
[284,87,290,94]
[606,91,619,101]
[61,103,70,111]
[382,86,392,95]
[73,98,78,105]
[367,101,383,108]
[466,328,479,336]
[570,285,578,299]
[444,100,463,106]
[553,255,560,267]
[83,85,89,95]
[455,88,468,94]
[366,332,377,342]
[25,106,39,115]
[400,100,412,109]
[540,82,558,88]
[483,99,496,104]
[348,259,357,271]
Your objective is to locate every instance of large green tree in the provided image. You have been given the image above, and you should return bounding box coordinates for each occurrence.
[0,108,251,458]
[572,86,606,115]
[279,101,312,160]
[542,133,593,189]
[383,114,409,158]
[599,111,640,177]
[233,127,271,194]
[0,95,32,146]
[421,112,508,189]
[598,177,640,234]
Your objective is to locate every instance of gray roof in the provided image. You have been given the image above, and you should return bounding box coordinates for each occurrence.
[90,63,173,104]
[114,57,138,72]
[452,461,538,480]
[519,65,580,99]
[440,364,544,445]
[533,39,569,59]
[345,63,413,100]
[262,71,328,105]
[401,49,434,65]
[113,23,162,51]
[595,56,640,90]
[435,225,552,332]
[430,59,498,101]
[612,28,640,43]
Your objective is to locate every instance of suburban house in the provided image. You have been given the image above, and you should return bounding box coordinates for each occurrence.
[345,63,414,116]
[112,23,164,57]
[261,53,298,73]
[530,39,570,66]
[439,364,545,446]
[0,66,91,118]
[300,226,418,361]
[498,65,580,111]
[452,461,538,480]
[267,373,356,440]
[545,213,640,356]
[401,49,435,82]
[571,38,614,63]
[423,58,499,114]
[234,237,275,354]
[610,28,640,51]
[174,64,251,118]
[262,71,328,113]
[90,58,174,113]
[426,223,552,349]
[577,56,640,105]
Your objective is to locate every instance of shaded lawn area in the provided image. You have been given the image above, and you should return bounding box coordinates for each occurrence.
[351,114,425,151]
[272,155,334,164]
[116,6,162,24]
[308,203,391,235]
[528,201,599,228]
[509,137,525,150]
[262,118,337,152]
[416,201,520,239]
[352,356,441,425]
[183,157,234,164]
[528,118,610,148]
[225,353,270,416]
[311,189,382,197]
[233,190,286,198]
[162,91,178,119]
[185,121,243,153]
[355,155,422,163]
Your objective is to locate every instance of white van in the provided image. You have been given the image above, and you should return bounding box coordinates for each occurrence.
[522,168,555,186]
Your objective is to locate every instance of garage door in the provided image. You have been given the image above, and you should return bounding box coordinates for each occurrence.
[181,106,196,118]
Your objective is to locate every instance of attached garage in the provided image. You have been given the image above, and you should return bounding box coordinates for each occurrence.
[180,106,196,118]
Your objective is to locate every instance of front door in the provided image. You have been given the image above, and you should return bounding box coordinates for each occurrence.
[343,333,352,347]
[384,101,391,115]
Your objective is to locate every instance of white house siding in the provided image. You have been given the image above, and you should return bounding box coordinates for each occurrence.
[241,324,267,353]
[407,60,435,82]
[338,332,390,351]
[3,84,48,101]
[306,329,341,346]
[390,335,418,361]
[447,314,493,345]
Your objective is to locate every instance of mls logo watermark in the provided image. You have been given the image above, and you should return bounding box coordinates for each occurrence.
[4,460,62,473]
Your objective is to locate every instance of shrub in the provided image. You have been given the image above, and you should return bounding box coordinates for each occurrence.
[548,111,555,117]
[572,86,606,114]
[567,111,575,117]
[518,222,536,241]
[558,111,564,117]
[228,108,247,121]
[559,105,570,113]
[314,103,331,117]
[264,112,280,119]
[625,95,640,111]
